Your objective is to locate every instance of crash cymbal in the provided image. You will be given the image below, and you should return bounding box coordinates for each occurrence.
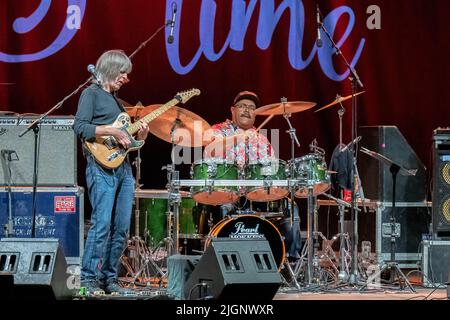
[116,98,134,109]
[315,91,365,112]
[255,101,316,116]
[125,106,146,118]
[139,104,211,147]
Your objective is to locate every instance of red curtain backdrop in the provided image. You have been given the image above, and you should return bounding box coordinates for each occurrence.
[1,0,449,190]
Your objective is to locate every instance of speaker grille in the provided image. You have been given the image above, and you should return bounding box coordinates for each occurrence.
[440,162,450,185]
[441,199,450,223]
[0,116,77,186]
[433,135,450,236]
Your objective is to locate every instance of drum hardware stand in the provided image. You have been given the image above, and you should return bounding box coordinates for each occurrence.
[277,97,303,290]
[165,119,184,256]
[359,147,417,292]
[1,150,18,237]
[120,148,167,285]
[318,5,365,286]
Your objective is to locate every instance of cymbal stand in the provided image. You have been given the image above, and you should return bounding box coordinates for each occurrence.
[336,102,349,282]
[280,97,301,290]
[321,192,359,281]
[166,120,182,256]
[318,5,365,286]
[120,148,166,286]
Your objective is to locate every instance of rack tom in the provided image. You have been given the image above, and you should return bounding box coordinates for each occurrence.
[289,153,330,198]
[245,159,289,201]
[190,158,239,205]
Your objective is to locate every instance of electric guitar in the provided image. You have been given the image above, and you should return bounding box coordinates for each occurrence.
[84,88,201,169]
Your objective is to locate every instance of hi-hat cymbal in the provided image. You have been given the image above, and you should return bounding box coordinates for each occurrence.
[138,104,211,147]
[315,91,365,112]
[255,101,316,116]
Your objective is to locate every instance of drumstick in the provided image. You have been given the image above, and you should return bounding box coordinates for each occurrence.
[256,114,275,132]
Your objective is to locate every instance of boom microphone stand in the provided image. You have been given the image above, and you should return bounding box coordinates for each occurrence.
[359,147,417,292]
[318,6,365,285]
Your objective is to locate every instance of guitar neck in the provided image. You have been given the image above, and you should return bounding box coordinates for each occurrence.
[127,97,180,135]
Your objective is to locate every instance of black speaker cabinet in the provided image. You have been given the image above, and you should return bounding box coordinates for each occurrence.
[0,238,74,300]
[359,126,427,202]
[184,238,282,300]
[422,240,450,287]
[0,116,77,186]
[432,129,450,238]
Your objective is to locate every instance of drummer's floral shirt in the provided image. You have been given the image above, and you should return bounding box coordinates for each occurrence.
[204,119,274,167]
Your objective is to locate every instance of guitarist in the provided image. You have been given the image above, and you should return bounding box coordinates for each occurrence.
[73,50,149,295]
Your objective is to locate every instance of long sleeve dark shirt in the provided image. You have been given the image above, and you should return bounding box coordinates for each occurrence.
[73,84,124,141]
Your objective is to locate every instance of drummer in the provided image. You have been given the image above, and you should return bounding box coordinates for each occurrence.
[204,90,302,260]
[204,91,273,166]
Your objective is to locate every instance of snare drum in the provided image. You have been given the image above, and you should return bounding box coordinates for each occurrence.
[289,153,330,198]
[245,159,289,201]
[190,158,240,205]
[205,215,285,269]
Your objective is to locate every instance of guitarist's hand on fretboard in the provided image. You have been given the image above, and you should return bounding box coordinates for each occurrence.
[136,121,149,141]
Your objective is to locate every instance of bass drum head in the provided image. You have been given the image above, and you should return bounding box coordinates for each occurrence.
[205,214,285,269]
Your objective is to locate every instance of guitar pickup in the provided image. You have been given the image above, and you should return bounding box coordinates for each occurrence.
[107,152,120,162]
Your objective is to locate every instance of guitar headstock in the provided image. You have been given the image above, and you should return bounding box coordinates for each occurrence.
[175,88,201,104]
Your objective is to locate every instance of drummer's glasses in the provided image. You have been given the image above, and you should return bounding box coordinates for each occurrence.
[235,103,256,111]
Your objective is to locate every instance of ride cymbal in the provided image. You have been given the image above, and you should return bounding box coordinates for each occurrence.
[315,91,365,112]
[255,101,316,116]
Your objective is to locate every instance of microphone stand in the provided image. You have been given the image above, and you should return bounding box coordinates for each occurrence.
[319,9,365,285]
[18,77,92,238]
[2,151,19,237]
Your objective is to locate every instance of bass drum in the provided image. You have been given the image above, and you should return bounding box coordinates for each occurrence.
[205,215,285,269]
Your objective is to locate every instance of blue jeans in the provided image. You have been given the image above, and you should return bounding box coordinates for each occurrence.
[81,156,135,285]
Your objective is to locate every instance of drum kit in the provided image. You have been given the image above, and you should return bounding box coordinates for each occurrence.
[120,92,368,289]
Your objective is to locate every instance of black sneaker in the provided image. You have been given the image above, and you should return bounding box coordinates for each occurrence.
[80,280,104,296]
[104,280,134,295]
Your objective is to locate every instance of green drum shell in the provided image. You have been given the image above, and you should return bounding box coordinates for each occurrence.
[245,160,289,201]
[139,197,197,247]
[191,159,239,205]
[289,154,330,197]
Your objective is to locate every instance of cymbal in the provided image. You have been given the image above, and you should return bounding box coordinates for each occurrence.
[0,110,18,116]
[315,91,365,112]
[138,104,211,147]
[116,98,134,109]
[204,132,264,158]
[125,106,145,118]
[255,101,316,116]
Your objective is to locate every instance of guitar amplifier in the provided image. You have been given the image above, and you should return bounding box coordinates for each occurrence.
[0,116,77,186]
[0,187,84,265]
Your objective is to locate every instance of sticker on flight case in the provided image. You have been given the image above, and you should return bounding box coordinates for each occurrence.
[54,196,76,213]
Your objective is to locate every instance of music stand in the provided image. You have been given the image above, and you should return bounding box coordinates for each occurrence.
[359,147,417,292]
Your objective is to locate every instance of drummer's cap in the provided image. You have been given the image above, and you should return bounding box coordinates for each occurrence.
[233,91,260,108]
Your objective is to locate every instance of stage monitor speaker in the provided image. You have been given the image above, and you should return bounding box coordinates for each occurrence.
[432,128,450,238]
[0,116,77,186]
[0,238,74,300]
[359,126,427,202]
[184,238,282,300]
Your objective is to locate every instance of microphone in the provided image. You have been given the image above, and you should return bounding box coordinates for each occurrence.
[87,64,101,84]
[167,2,177,44]
[316,4,323,48]
[340,136,362,152]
